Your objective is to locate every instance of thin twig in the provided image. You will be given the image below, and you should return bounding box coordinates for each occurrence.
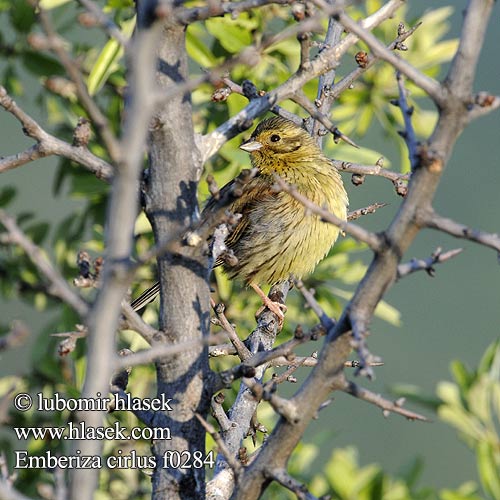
[422,211,500,254]
[211,392,232,433]
[348,203,387,221]
[342,380,429,421]
[348,314,384,380]
[195,413,243,477]
[397,247,463,279]
[294,279,334,329]
[395,71,419,171]
[121,302,158,344]
[245,378,300,423]
[76,0,129,45]
[200,0,406,161]
[291,90,359,148]
[212,300,252,361]
[0,86,113,180]
[334,158,409,183]
[312,12,343,145]
[273,176,383,251]
[336,11,444,106]
[330,19,423,100]
[114,332,227,370]
[268,468,319,500]
[0,209,89,317]
[37,4,121,163]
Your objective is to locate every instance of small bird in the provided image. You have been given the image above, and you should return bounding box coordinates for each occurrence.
[131,116,348,325]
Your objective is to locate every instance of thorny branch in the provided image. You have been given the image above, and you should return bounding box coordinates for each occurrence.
[397,247,463,279]
[228,1,497,498]
[37,4,122,164]
[2,1,499,499]
[200,0,406,161]
[342,380,428,421]
[0,86,113,180]
[0,209,89,317]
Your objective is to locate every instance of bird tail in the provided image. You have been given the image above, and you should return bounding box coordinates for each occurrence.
[130,281,160,311]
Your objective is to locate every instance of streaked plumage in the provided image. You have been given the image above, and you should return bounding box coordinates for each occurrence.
[131,116,348,318]
[212,116,348,285]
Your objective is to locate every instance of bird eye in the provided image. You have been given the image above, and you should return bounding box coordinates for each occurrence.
[270,134,281,142]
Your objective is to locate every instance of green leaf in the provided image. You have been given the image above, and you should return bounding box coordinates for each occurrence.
[26,222,50,245]
[477,340,500,376]
[187,25,217,67]
[9,0,36,32]
[206,16,253,54]
[87,17,135,95]
[477,440,500,499]
[4,65,24,96]
[0,187,17,207]
[21,51,64,77]
[39,0,71,8]
[106,0,134,7]
[450,360,473,392]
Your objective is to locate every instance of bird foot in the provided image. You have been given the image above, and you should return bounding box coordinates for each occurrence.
[250,283,287,329]
[255,298,287,328]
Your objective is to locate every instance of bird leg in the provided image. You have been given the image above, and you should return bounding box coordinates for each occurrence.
[250,283,287,328]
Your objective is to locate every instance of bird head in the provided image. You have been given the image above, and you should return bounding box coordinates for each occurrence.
[239,116,320,161]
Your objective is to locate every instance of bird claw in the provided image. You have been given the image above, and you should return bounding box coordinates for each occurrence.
[255,298,287,328]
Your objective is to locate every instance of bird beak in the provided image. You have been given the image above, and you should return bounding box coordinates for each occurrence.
[240,139,263,152]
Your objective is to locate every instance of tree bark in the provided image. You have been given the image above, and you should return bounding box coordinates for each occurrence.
[143,17,210,500]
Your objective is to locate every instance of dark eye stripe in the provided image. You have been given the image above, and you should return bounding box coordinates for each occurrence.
[270,134,281,142]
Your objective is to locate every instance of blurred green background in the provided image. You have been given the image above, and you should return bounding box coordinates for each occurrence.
[0,0,498,496]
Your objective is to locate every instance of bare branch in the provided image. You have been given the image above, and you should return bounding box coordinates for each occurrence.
[349,317,381,380]
[176,0,292,24]
[342,380,429,421]
[0,209,89,317]
[121,302,158,344]
[336,11,444,105]
[334,157,409,184]
[209,342,237,357]
[37,5,121,164]
[0,86,113,180]
[52,326,87,357]
[211,392,233,433]
[397,247,463,279]
[444,0,495,98]
[422,211,500,254]
[394,70,419,171]
[312,12,343,144]
[330,19,422,100]
[348,203,387,221]
[245,378,300,423]
[268,469,319,500]
[195,413,243,477]
[113,333,226,370]
[467,93,500,121]
[200,0,406,161]
[291,90,360,148]
[212,300,252,361]
[76,0,129,45]
[68,12,167,498]
[295,280,334,328]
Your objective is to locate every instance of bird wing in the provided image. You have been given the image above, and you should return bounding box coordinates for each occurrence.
[201,174,275,267]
